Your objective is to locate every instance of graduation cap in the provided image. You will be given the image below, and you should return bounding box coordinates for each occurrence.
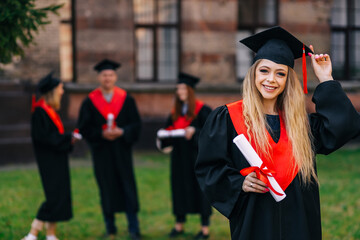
[37,71,61,95]
[178,72,200,88]
[240,26,313,93]
[93,59,121,73]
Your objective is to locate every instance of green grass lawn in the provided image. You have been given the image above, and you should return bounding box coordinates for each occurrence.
[0,149,360,240]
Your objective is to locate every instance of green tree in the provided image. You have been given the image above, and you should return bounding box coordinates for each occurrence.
[0,0,63,64]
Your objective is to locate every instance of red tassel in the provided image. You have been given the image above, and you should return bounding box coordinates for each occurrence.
[302,44,308,94]
[31,94,36,113]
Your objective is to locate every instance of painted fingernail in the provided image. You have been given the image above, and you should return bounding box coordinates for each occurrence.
[308,53,312,57]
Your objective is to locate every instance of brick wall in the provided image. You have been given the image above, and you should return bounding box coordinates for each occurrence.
[181,0,238,84]
[76,0,135,84]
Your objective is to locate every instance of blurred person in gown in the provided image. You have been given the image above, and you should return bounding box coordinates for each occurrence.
[157,73,212,239]
[22,72,78,240]
[77,59,142,240]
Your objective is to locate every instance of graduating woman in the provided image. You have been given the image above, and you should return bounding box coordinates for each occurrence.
[195,26,360,240]
[22,72,77,240]
[157,73,212,239]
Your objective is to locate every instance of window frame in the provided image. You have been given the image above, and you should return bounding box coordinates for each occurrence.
[134,0,181,83]
[330,0,360,80]
[236,0,279,82]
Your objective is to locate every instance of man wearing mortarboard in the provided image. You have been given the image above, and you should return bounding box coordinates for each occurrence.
[77,59,142,240]
[195,26,360,240]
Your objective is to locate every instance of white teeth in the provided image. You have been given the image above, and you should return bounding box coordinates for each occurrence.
[264,85,276,90]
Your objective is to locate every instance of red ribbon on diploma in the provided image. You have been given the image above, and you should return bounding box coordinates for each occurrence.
[240,163,284,196]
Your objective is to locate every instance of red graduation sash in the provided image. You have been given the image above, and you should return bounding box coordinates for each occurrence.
[32,99,65,134]
[226,100,298,192]
[88,87,127,129]
[166,100,204,130]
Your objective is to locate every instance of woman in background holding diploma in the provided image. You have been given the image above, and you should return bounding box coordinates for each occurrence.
[22,72,77,240]
[157,73,212,239]
[195,26,360,240]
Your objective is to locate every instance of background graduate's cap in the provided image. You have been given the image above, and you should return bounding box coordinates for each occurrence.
[177,72,200,88]
[37,71,61,95]
[93,59,121,72]
[240,26,313,93]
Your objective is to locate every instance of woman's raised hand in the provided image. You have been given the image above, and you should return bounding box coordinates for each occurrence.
[309,45,334,83]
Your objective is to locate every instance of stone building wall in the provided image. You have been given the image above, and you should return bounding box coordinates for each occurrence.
[181,0,238,85]
[279,0,333,82]
[76,0,135,84]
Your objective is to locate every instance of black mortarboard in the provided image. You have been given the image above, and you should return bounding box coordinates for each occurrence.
[240,26,313,93]
[178,72,200,88]
[93,59,121,72]
[37,71,61,94]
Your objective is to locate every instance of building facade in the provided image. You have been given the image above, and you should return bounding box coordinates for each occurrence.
[1,0,360,163]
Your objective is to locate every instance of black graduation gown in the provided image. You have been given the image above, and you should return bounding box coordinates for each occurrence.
[195,81,360,240]
[77,94,141,215]
[160,105,213,216]
[31,107,73,222]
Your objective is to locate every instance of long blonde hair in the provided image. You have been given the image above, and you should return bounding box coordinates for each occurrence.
[242,60,317,184]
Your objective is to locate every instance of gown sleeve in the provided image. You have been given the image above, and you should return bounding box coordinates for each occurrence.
[310,81,360,154]
[77,98,103,142]
[195,106,246,218]
[121,95,142,144]
[31,108,73,153]
[191,105,212,145]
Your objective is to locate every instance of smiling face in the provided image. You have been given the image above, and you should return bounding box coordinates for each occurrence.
[176,83,188,102]
[255,59,288,106]
[98,69,117,91]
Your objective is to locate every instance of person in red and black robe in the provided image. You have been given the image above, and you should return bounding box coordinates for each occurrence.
[22,72,76,240]
[77,59,142,240]
[195,27,360,240]
[157,73,212,240]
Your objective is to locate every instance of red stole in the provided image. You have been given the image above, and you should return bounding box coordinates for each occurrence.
[226,100,298,192]
[32,99,65,134]
[166,100,204,130]
[88,87,127,129]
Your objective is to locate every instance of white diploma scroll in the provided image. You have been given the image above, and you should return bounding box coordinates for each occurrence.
[107,113,114,130]
[72,132,82,140]
[157,129,186,139]
[233,134,286,202]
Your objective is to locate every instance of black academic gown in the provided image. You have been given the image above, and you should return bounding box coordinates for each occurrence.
[31,107,73,222]
[160,105,213,217]
[77,94,141,216]
[195,81,360,240]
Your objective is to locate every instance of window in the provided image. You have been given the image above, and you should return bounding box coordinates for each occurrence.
[134,0,180,82]
[331,0,360,80]
[236,0,278,80]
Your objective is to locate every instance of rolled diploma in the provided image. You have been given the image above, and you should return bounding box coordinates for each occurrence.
[233,134,286,202]
[73,132,83,140]
[157,129,186,138]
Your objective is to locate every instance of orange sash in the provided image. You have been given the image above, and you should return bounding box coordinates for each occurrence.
[32,99,65,134]
[226,100,298,191]
[166,100,204,130]
[89,87,127,129]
